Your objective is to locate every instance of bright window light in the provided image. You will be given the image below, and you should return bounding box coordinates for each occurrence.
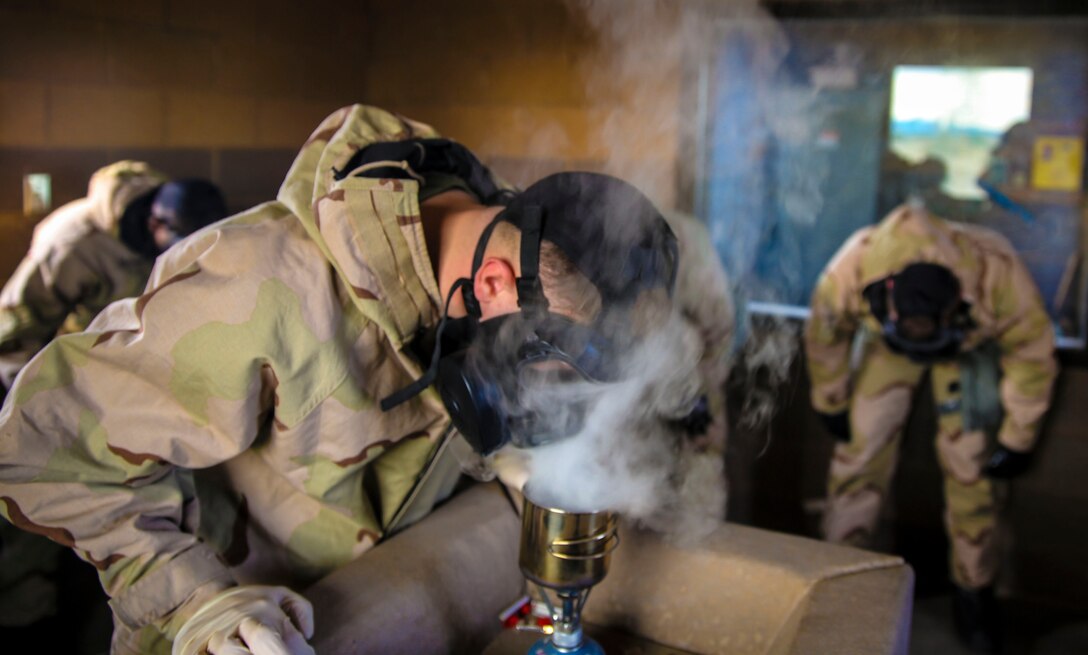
[889,66,1033,198]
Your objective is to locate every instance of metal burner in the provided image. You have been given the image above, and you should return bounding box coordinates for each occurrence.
[517,491,619,655]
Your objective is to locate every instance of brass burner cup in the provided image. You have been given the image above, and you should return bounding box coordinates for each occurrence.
[518,493,619,592]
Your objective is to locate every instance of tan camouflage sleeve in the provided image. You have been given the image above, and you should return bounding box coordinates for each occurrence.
[990,254,1058,452]
[0,303,41,394]
[803,231,867,415]
[0,236,151,394]
[0,253,84,357]
[0,222,294,634]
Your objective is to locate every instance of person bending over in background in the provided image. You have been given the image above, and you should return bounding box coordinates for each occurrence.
[0,163,227,398]
[0,105,733,655]
[0,164,227,641]
[803,203,1057,654]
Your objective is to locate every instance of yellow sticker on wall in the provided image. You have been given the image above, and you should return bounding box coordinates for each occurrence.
[1031,136,1084,192]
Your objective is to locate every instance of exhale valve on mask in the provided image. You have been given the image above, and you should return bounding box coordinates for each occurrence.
[434,311,617,455]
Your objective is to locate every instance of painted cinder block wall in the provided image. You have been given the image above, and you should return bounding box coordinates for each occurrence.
[0,0,368,277]
[0,0,690,281]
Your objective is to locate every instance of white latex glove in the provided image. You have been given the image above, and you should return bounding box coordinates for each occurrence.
[172,585,315,655]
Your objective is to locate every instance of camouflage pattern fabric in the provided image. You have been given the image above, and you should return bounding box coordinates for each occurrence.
[0,160,164,628]
[0,105,737,653]
[0,107,457,653]
[821,334,998,588]
[805,204,1057,452]
[805,204,1057,590]
[0,160,166,394]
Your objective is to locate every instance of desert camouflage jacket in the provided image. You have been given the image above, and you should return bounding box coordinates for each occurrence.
[804,203,1057,452]
[0,107,461,652]
[0,160,166,393]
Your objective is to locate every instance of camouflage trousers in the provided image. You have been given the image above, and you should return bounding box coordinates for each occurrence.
[821,337,998,590]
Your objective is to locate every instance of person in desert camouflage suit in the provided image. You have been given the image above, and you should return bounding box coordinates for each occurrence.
[0,161,166,395]
[0,105,734,655]
[0,164,228,638]
[804,202,1057,653]
[0,164,228,397]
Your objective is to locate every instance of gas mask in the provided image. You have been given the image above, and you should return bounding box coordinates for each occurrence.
[146,180,228,254]
[118,186,164,258]
[433,308,618,455]
[863,263,973,364]
[879,314,966,363]
[379,170,680,456]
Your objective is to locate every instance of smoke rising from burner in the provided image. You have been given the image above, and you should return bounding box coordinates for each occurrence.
[571,0,803,437]
[503,304,726,541]
[473,0,808,539]
[734,316,800,431]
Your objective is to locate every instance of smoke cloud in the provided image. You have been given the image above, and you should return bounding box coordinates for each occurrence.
[472,0,807,540]
[499,302,726,542]
[571,0,803,438]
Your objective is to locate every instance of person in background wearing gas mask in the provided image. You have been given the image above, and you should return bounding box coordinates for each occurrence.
[0,164,227,398]
[0,105,730,655]
[804,202,1057,654]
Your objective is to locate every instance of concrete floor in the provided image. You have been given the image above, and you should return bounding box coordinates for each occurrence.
[911,591,1088,655]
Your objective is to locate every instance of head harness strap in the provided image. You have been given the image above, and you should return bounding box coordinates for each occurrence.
[380,278,470,412]
[515,205,548,313]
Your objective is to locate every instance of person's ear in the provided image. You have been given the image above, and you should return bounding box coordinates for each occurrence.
[474,257,519,320]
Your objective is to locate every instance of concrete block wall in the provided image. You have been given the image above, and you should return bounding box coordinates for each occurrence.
[0,0,691,282]
[0,1,372,150]
[0,0,383,279]
[357,0,688,206]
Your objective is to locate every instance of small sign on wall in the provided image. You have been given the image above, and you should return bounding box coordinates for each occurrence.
[1032,136,1084,192]
[23,173,52,217]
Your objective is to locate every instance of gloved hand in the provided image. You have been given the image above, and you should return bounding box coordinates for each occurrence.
[983,445,1032,479]
[818,411,851,443]
[172,585,315,655]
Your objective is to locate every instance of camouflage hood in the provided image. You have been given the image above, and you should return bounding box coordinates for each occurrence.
[86,160,168,235]
[852,202,1014,309]
[275,105,444,347]
[857,203,985,306]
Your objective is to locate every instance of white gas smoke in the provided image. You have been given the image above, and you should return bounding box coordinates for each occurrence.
[504,305,726,542]
[734,316,800,431]
[573,0,803,437]
[476,0,807,539]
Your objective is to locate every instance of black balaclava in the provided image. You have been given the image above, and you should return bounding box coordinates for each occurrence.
[892,262,961,318]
